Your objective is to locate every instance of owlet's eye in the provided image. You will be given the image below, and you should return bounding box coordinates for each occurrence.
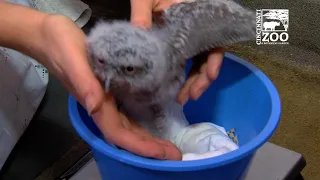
[95,58,105,66]
[98,59,104,64]
[122,66,137,76]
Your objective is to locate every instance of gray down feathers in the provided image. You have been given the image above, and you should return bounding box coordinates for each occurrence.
[86,0,256,138]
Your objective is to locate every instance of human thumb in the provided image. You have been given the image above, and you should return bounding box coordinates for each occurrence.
[80,74,105,115]
[83,84,104,115]
[60,56,105,115]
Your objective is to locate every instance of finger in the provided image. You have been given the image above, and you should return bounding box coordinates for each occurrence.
[116,129,182,160]
[91,92,125,145]
[189,72,211,100]
[128,118,174,148]
[114,129,166,159]
[177,73,199,105]
[177,52,207,104]
[91,94,164,159]
[106,122,181,160]
[91,95,181,160]
[129,122,182,160]
[152,137,182,160]
[178,54,206,105]
[129,118,179,147]
[72,74,104,114]
[152,0,184,12]
[206,48,225,81]
[58,44,105,115]
[125,115,153,137]
[189,48,225,99]
[129,120,182,160]
[188,60,209,100]
[42,16,105,115]
[130,0,153,28]
[125,114,182,160]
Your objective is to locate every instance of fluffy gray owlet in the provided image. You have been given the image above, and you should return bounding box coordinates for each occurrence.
[87,0,256,141]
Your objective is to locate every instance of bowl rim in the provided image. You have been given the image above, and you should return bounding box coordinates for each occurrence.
[68,52,282,171]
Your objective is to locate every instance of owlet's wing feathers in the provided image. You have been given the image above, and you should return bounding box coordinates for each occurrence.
[159,0,256,64]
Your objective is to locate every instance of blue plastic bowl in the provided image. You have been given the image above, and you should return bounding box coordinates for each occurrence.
[68,52,281,180]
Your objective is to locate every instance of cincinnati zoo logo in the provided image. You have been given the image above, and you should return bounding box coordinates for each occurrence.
[256,9,289,45]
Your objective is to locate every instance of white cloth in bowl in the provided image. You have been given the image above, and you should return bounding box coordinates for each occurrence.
[174,123,239,161]
[139,100,239,161]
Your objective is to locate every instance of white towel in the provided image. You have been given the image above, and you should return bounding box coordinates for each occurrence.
[138,100,239,161]
[174,123,239,161]
[29,0,92,28]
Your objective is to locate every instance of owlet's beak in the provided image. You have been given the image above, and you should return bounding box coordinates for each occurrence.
[104,77,110,93]
[103,72,114,93]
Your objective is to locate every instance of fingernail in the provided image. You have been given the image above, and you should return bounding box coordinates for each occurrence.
[197,87,206,97]
[181,96,188,105]
[85,93,95,115]
[131,20,150,29]
[162,154,167,160]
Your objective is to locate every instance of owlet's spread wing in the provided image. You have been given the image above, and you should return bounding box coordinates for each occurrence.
[86,0,257,121]
[157,0,256,63]
[87,0,256,101]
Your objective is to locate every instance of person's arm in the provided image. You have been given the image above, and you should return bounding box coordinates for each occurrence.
[0,1,48,60]
[0,1,182,160]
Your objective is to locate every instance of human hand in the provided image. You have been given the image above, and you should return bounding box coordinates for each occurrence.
[35,15,181,160]
[129,0,226,105]
[178,48,226,105]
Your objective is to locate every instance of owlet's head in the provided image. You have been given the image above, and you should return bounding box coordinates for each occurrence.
[87,21,167,94]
